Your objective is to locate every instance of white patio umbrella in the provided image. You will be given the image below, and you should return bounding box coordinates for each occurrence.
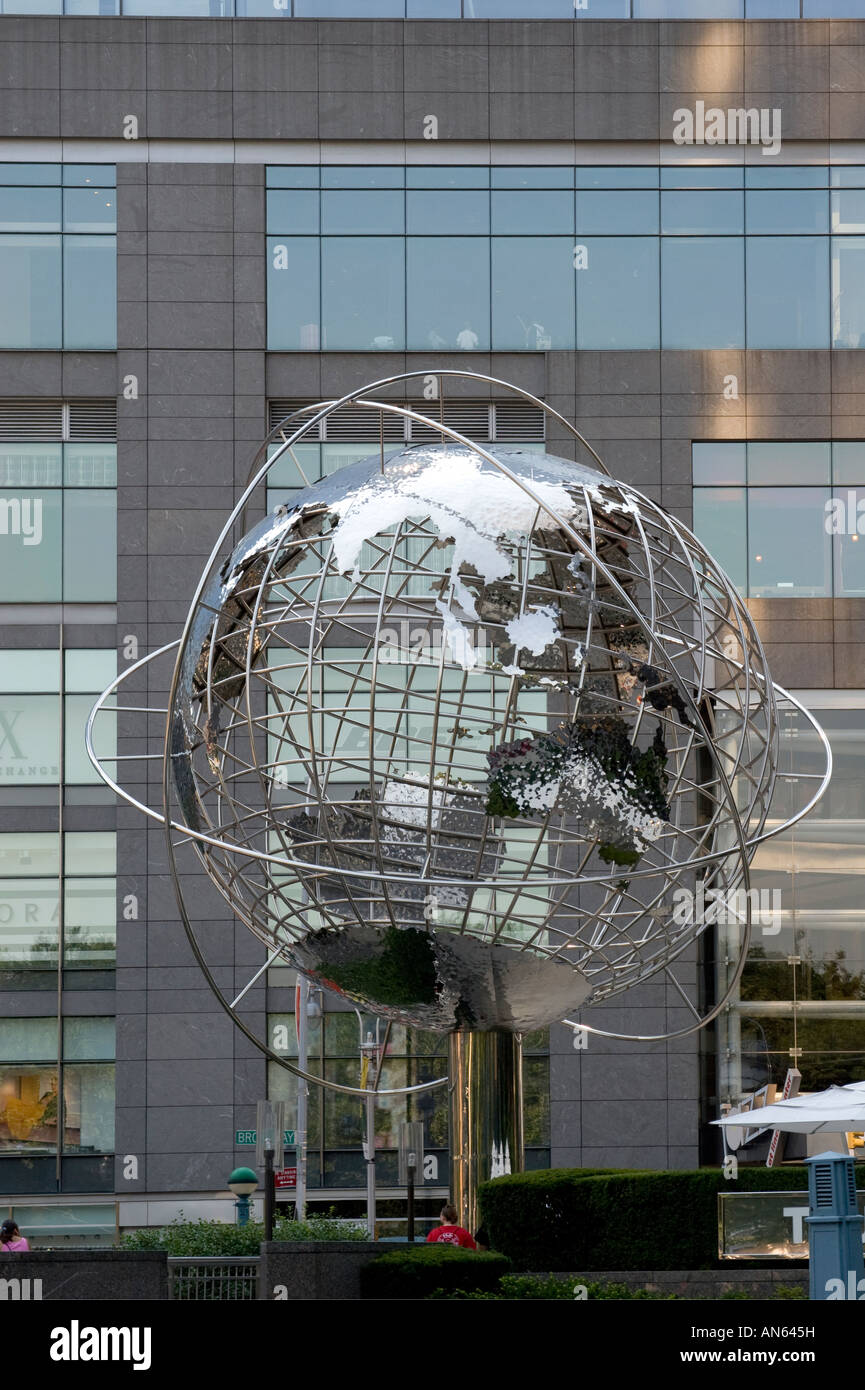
[714,1082,865,1135]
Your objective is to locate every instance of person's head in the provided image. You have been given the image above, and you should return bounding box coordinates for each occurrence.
[440,1204,458,1225]
[1,1220,20,1243]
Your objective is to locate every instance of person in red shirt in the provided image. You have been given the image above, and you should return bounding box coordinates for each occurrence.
[426,1203,477,1249]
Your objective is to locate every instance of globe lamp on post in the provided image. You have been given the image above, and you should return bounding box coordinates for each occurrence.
[228,1167,258,1226]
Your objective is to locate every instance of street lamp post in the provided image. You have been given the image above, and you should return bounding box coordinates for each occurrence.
[228,1167,258,1226]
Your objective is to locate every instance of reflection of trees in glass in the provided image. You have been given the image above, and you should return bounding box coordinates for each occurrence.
[523,1058,550,1146]
[742,945,865,1002]
[28,924,115,969]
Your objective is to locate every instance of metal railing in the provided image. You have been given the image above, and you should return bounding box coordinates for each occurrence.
[167,1256,260,1300]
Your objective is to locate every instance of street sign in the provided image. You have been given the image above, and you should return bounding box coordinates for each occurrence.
[235,1129,295,1146]
[275,1167,297,1190]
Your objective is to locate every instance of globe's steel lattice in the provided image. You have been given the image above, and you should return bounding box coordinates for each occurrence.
[88,371,830,1076]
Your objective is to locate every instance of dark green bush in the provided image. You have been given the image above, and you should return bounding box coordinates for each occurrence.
[121,1213,367,1255]
[360,1246,511,1300]
[478,1166,809,1271]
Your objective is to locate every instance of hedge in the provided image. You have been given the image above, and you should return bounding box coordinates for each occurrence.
[477,1166,810,1271]
[360,1246,512,1300]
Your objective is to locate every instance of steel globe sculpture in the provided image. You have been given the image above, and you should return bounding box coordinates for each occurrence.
[87,371,830,1226]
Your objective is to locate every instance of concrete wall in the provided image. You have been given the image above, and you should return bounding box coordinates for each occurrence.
[0,1251,169,1301]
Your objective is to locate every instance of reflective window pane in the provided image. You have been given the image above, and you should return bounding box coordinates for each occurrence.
[491,168,574,190]
[491,237,575,350]
[745,237,830,348]
[660,167,743,190]
[407,167,489,189]
[636,0,742,11]
[321,238,405,351]
[0,490,62,602]
[0,443,62,487]
[577,168,658,189]
[491,191,574,235]
[831,190,865,234]
[577,237,659,349]
[0,188,61,233]
[693,488,747,592]
[63,491,116,602]
[63,187,115,233]
[747,442,830,486]
[745,166,827,189]
[320,167,403,190]
[267,237,320,350]
[748,488,831,597]
[692,442,746,485]
[321,191,404,235]
[0,235,61,349]
[0,696,60,785]
[406,190,489,236]
[63,1018,115,1061]
[62,1064,114,1154]
[832,237,865,348]
[576,190,658,235]
[407,237,490,351]
[832,442,865,485]
[661,238,744,348]
[266,190,319,236]
[0,877,58,974]
[63,236,116,349]
[832,490,865,597]
[1,650,59,692]
[267,167,318,189]
[464,0,575,13]
[661,191,743,235]
[746,190,829,234]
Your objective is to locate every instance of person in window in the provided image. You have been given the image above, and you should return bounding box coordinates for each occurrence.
[425,1203,477,1249]
[0,1220,30,1253]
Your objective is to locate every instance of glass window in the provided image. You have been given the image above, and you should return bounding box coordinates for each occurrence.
[745,238,830,349]
[576,238,659,350]
[0,442,62,487]
[63,1018,115,1061]
[831,191,865,234]
[0,490,62,602]
[63,237,116,349]
[491,191,574,236]
[660,167,743,190]
[0,188,61,233]
[63,442,117,487]
[661,192,743,235]
[576,191,658,236]
[407,238,490,352]
[577,168,658,190]
[831,168,865,190]
[832,491,865,597]
[0,694,60,786]
[833,238,865,348]
[63,187,116,234]
[832,442,865,485]
[406,191,489,236]
[635,0,742,12]
[748,488,831,597]
[0,872,59,975]
[63,491,116,601]
[407,168,489,190]
[464,0,575,14]
[747,442,831,486]
[0,650,60,692]
[267,167,319,190]
[63,1065,114,1153]
[693,488,747,593]
[266,190,319,236]
[692,442,746,486]
[321,191,404,236]
[491,238,575,350]
[320,167,403,190]
[746,166,828,189]
[0,235,62,349]
[491,168,574,190]
[745,0,799,13]
[661,238,744,349]
[0,165,60,187]
[746,191,829,234]
[321,238,405,351]
[267,237,320,351]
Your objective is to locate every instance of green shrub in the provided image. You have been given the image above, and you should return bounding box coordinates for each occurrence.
[360,1246,511,1300]
[121,1212,367,1256]
[428,1275,680,1300]
[478,1166,810,1271]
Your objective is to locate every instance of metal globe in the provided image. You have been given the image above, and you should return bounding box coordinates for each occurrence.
[165,423,789,1035]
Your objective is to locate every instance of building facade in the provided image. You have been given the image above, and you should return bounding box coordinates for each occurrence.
[1,4,864,1239]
